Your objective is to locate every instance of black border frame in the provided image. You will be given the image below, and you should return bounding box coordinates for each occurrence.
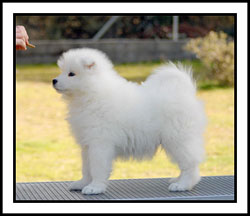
[13,13,237,204]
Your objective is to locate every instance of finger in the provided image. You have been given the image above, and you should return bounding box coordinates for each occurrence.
[16,25,29,42]
[16,39,27,50]
[16,32,26,42]
[16,25,22,33]
[16,45,25,50]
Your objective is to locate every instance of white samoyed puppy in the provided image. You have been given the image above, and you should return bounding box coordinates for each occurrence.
[53,48,206,195]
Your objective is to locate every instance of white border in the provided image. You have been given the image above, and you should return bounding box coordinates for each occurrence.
[3,2,248,214]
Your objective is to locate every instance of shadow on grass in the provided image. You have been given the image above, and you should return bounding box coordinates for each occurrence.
[197,83,233,91]
[16,61,233,90]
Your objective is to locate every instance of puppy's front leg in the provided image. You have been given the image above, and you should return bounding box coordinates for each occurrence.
[81,143,114,195]
[69,146,92,191]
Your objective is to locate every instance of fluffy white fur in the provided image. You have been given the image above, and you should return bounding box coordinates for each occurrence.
[53,48,206,195]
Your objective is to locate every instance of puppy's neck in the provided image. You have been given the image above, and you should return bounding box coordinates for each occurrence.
[62,72,128,111]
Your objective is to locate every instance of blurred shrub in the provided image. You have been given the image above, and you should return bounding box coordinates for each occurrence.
[16,16,110,40]
[16,16,234,40]
[185,31,234,86]
[179,16,234,38]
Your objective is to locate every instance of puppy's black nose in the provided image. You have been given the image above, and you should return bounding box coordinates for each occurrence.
[52,79,58,85]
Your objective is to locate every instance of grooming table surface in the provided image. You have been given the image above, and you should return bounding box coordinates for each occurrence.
[16,175,234,201]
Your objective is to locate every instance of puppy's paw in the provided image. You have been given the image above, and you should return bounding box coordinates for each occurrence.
[168,167,201,192]
[81,183,107,195]
[168,182,191,192]
[69,179,90,191]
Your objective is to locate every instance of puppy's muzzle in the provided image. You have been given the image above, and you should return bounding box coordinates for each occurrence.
[52,79,58,85]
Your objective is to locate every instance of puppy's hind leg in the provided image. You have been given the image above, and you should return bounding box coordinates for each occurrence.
[168,166,201,192]
[163,138,204,192]
[81,142,115,195]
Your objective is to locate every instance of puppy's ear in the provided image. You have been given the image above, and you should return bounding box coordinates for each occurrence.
[85,62,95,69]
[82,57,96,70]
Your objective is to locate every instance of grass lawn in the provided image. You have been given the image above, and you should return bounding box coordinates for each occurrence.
[16,61,234,182]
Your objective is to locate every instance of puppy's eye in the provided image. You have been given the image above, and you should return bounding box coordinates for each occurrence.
[68,72,75,77]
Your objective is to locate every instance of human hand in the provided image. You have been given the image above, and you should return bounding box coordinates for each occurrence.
[16,25,29,50]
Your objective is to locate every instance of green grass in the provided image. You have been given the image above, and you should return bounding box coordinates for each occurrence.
[16,59,208,86]
[16,61,234,182]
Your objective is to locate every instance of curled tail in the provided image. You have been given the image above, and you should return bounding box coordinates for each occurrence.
[144,62,197,94]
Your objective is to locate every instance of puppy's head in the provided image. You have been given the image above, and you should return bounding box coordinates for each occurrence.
[53,48,113,96]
